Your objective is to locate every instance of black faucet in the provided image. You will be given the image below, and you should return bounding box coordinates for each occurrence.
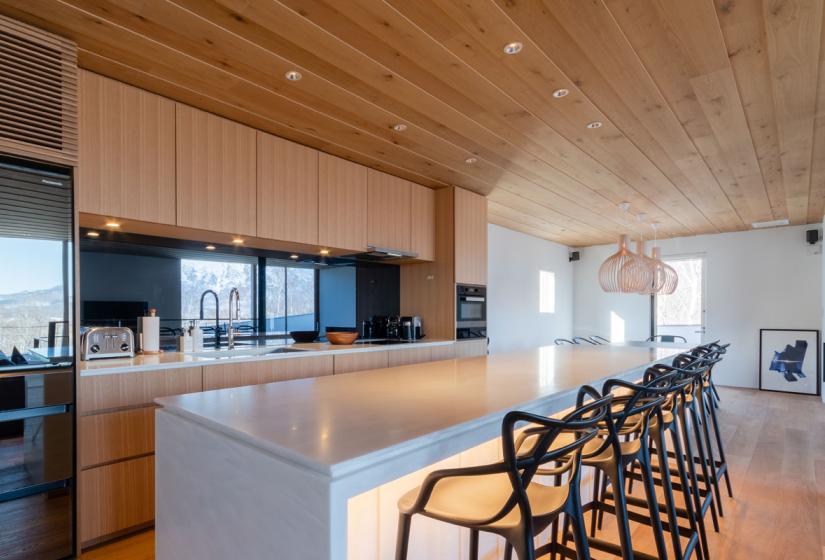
[199,289,220,348]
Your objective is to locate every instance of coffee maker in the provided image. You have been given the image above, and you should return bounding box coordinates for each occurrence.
[400,316,424,340]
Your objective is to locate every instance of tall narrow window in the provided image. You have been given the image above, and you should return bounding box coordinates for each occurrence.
[539,270,555,313]
[265,262,316,334]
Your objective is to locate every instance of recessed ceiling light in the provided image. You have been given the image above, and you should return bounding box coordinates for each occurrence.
[290,254,299,260]
[464,156,478,164]
[86,231,100,238]
[205,245,216,251]
[232,238,244,245]
[552,88,569,98]
[503,41,523,55]
[751,218,790,229]
[285,70,302,81]
[586,121,603,129]
[319,249,330,256]
[105,221,120,228]
[392,123,407,132]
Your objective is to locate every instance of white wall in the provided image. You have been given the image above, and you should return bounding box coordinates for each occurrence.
[573,225,822,388]
[487,224,574,354]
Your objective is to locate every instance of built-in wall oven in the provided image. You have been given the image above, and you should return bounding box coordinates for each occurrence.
[0,157,75,559]
[456,284,487,340]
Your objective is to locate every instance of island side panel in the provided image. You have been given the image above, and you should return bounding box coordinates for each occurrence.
[155,409,333,560]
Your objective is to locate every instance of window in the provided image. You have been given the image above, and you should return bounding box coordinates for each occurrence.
[539,270,555,313]
[265,262,316,334]
[180,259,254,326]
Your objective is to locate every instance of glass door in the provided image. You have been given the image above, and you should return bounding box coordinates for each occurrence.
[654,255,706,345]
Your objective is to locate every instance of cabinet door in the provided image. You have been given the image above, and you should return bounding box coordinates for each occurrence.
[79,71,176,224]
[454,187,488,285]
[176,104,256,236]
[410,183,435,261]
[367,169,411,251]
[388,346,432,367]
[333,350,389,375]
[78,366,202,414]
[203,355,333,390]
[454,339,488,358]
[257,132,319,244]
[318,153,367,252]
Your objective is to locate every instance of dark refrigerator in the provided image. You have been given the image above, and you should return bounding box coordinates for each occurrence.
[0,157,75,559]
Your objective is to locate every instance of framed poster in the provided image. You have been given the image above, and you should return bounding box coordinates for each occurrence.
[759,329,821,395]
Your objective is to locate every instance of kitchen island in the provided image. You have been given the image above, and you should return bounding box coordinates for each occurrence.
[154,344,686,560]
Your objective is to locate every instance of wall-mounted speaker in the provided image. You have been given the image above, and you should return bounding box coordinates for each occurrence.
[569,251,580,262]
[806,229,820,245]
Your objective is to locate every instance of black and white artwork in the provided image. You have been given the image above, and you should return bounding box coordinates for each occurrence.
[759,329,821,395]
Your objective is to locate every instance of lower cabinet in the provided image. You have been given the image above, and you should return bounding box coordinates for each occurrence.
[79,406,155,468]
[333,350,389,375]
[388,346,433,367]
[454,339,488,358]
[80,455,155,545]
[203,355,333,391]
[430,343,457,361]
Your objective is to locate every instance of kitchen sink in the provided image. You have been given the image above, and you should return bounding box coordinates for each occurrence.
[266,347,308,354]
[191,346,307,359]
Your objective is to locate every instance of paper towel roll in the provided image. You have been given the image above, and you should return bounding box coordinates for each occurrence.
[140,315,160,353]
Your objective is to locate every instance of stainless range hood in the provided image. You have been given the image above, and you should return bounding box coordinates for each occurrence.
[352,245,419,261]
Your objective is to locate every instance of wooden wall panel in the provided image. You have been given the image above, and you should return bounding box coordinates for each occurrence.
[333,351,389,375]
[79,406,155,468]
[79,456,154,545]
[257,131,319,244]
[410,184,436,261]
[367,169,411,251]
[318,153,368,252]
[78,367,202,414]
[79,70,176,224]
[175,104,256,236]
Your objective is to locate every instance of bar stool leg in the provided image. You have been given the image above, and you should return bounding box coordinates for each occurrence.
[689,399,720,531]
[698,392,724,517]
[652,427,684,559]
[469,529,479,560]
[679,407,712,560]
[638,441,669,560]
[669,421,707,560]
[602,462,635,560]
[706,391,733,498]
[589,468,601,537]
[395,513,412,560]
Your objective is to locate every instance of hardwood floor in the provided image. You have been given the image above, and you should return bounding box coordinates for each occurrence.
[82,387,825,559]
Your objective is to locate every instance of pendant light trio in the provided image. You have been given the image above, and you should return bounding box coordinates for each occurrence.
[598,204,678,295]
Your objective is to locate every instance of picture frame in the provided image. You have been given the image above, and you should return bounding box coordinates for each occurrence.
[759,329,821,396]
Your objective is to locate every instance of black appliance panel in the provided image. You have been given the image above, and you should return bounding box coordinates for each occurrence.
[456,284,487,330]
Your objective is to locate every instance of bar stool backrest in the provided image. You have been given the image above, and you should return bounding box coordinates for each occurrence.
[555,338,576,345]
[573,336,597,345]
[590,335,610,344]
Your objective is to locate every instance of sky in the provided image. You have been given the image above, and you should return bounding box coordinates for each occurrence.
[0,237,65,295]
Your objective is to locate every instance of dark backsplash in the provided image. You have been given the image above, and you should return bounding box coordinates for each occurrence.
[355,263,400,327]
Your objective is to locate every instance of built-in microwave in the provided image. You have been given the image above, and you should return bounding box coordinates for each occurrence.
[456,284,486,339]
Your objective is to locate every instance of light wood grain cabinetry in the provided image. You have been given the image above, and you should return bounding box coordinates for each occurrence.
[79,71,176,224]
[430,343,456,361]
[454,187,488,286]
[79,407,155,468]
[334,350,389,374]
[318,153,368,252]
[454,339,488,358]
[78,366,202,414]
[80,456,154,545]
[175,104,257,236]
[388,346,433,367]
[367,169,411,251]
[203,355,333,390]
[410,184,435,261]
[257,132,319,244]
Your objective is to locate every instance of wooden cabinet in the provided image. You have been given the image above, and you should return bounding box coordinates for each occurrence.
[454,339,488,358]
[203,355,333,391]
[78,366,202,414]
[175,104,257,236]
[430,343,456,361]
[388,346,433,367]
[318,153,368,252]
[257,132,319,245]
[79,407,155,468]
[454,187,488,285]
[334,350,389,375]
[80,456,154,545]
[367,169,411,251]
[79,71,176,224]
[410,184,435,261]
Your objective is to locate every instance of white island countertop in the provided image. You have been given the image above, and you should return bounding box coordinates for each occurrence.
[156,344,686,480]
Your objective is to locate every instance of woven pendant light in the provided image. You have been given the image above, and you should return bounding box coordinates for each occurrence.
[598,234,652,293]
[636,240,665,295]
[654,247,679,295]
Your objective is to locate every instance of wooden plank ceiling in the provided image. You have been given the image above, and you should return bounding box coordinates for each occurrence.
[2,0,823,247]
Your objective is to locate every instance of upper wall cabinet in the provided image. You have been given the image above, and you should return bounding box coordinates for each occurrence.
[175,105,256,237]
[257,132,319,245]
[410,184,435,261]
[367,169,411,252]
[79,71,176,224]
[318,153,367,252]
[454,187,488,285]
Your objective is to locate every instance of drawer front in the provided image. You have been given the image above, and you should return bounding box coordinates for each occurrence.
[202,356,334,391]
[430,344,456,361]
[80,406,155,468]
[80,455,154,544]
[454,339,488,358]
[79,366,202,413]
[388,347,433,367]
[333,351,389,375]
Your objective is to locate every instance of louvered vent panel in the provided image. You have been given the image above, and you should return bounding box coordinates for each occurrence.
[0,15,77,166]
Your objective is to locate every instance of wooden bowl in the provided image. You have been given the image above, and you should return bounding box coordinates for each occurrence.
[326,331,359,345]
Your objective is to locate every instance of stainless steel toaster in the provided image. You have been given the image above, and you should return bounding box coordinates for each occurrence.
[81,327,135,360]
